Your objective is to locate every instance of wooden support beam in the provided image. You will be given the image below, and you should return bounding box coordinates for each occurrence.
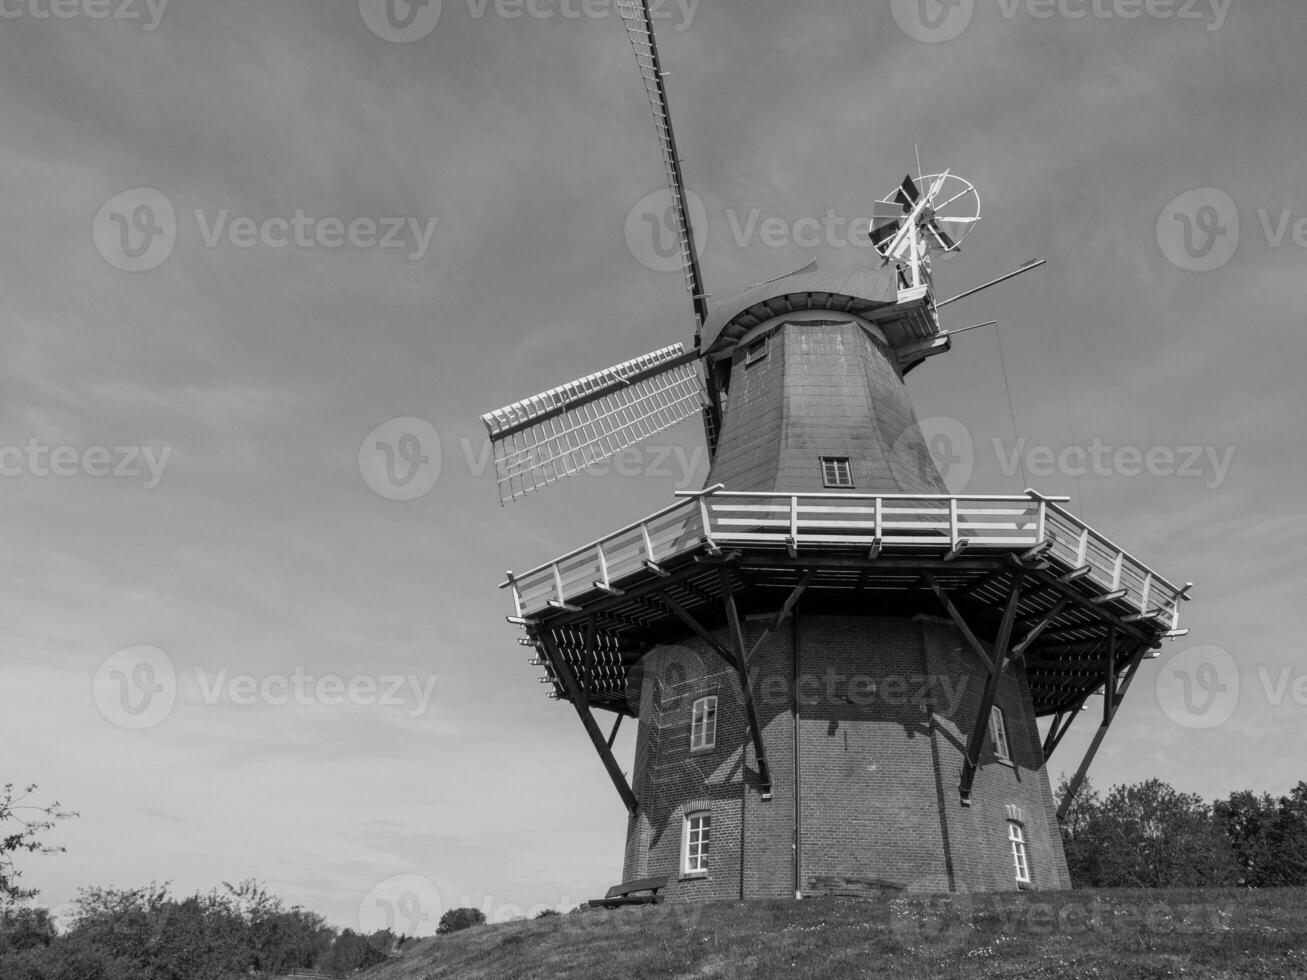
[661,594,737,669]
[718,566,774,800]
[1090,589,1129,605]
[1056,635,1147,822]
[580,618,596,710]
[1058,565,1092,584]
[958,572,1026,804]
[606,713,624,750]
[746,570,813,662]
[1011,599,1071,663]
[537,630,638,817]
[923,572,995,674]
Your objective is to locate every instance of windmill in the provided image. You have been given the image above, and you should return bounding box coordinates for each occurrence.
[481,0,1191,901]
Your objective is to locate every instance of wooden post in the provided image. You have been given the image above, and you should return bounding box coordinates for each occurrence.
[956,572,1025,803]
[719,566,774,799]
[538,630,638,816]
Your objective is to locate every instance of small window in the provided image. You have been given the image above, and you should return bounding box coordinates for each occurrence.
[821,456,853,489]
[990,706,1011,763]
[691,696,717,752]
[745,338,768,366]
[683,811,711,875]
[1008,821,1030,883]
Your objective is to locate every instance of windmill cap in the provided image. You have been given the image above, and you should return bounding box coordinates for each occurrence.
[700,265,902,358]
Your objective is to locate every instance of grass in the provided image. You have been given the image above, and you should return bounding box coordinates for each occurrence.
[357,887,1307,979]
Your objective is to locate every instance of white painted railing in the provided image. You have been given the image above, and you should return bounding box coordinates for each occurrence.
[500,489,1188,629]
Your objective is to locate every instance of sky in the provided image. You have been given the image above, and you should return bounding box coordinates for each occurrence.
[2,0,1305,934]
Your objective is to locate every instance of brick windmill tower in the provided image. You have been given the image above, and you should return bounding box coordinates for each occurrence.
[480,0,1191,900]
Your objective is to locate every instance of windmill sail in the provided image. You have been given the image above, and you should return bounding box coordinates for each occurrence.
[481,344,706,505]
[616,0,710,331]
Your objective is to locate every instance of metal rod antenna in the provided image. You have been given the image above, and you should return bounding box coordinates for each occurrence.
[936,259,1046,309]
[940,320,999,338]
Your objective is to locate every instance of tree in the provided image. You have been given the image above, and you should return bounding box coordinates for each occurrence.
[1057,777,1238,888]
[437,907,486,935]
[0,784,76,909]
[1215,782,1307,887]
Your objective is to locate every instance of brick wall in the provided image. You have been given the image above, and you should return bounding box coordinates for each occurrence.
[621,611,1071,899]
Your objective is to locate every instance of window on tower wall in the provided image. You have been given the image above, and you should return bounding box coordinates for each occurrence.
[745,337,768,366]
[990,705,1012,764]
[683,810,711,875]
[690,696,717,752]
[1008,821,1031,884]
[821,456,854,489]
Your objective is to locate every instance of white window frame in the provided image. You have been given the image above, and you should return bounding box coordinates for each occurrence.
[683,810,711,875]
[1008,821,1030,883]
[990,705,1011,763]
[821,456,854,489]
[745,337,768,366]
[690,696,717,752]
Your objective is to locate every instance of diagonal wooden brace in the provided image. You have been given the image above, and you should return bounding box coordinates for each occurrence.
[1057,631,1147,822]
[719,566,774,799]
[957,572,1026,804]
[538,629,639,817]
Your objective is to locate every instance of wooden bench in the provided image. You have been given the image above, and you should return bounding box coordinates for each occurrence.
[590,875,670,908]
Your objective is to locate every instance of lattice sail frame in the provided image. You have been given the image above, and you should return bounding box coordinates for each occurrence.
[616,0,710,327]
[481,344,706,504]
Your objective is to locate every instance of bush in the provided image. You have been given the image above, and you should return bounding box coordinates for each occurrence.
[436,908,486,935]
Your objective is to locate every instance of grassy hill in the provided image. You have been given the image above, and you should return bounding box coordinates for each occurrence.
[358,888,1307,979]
